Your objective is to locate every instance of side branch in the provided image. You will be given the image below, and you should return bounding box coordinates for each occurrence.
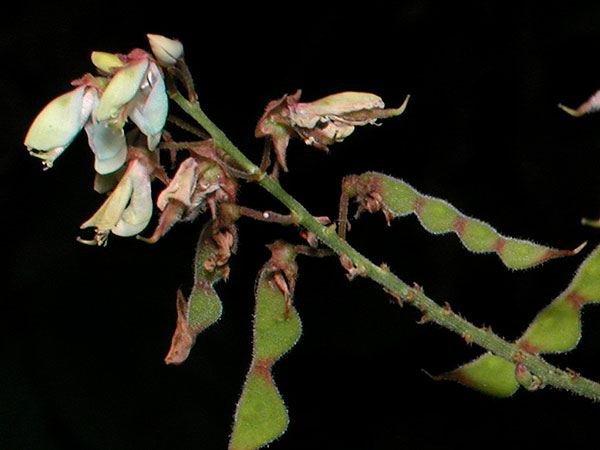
[169,90,600,402]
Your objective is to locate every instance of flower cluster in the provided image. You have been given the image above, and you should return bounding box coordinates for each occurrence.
[23,34,226,246]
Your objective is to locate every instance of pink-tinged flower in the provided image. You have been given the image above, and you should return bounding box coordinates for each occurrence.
[24,85,98,169]
[255,90,409,171]
[78,158,153,246]
[139,151,237,243]
[147,33,184,66]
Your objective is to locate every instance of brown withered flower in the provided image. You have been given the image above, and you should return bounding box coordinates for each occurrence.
[255,90,409,171]
[138,145,238,243]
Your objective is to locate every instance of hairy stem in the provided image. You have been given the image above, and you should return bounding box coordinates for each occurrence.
[170,91,600,402]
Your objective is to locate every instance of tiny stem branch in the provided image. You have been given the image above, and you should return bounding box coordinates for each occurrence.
[169,90,600,402]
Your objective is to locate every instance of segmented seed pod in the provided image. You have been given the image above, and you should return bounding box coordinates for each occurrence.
[439,244,600,396]
[517,243,600,353]
[343,172,583,269]
[229,241,302,450]
[438,352,519,397]
[164,219,236,364]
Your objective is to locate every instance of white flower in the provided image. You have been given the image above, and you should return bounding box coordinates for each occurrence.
[128,60,168,150]
[93,52,168,150]
[79,159,153,245]
[24,85,97,169]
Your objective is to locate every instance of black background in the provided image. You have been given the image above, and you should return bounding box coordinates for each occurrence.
[4,2,600,449]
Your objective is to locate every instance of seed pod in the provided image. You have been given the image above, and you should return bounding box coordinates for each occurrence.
[517,243,600,353]
[343,172,584,269]
[229,241,301,450]
[164,219,236,364]
[438,352,519,397]
[439,244,600,396]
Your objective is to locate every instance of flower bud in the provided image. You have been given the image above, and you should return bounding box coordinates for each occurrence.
[147,33,184,66]
[91,51,125,74]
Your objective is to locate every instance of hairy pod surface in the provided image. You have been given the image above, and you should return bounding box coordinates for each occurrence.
[229,241,301,450]
[164,220,235,364]
[441,244,600,396]
[346,172,583,269]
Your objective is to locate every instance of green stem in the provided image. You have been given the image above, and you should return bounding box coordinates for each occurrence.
[170,92,600,402]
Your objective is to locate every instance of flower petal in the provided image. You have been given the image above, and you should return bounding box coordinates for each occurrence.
[80,159,152,241]
[24,86,96,167]
[95,58,149,122]
[128,62,168,149]
[80,166,134,232]
[91,51,125,74]
[84,118,128,174]
[156,157,200,211]
[112,159,153,237]
[290,91,385,128]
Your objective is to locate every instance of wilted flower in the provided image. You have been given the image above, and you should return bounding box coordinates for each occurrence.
[139,148,238,243]
[255,90,409,171]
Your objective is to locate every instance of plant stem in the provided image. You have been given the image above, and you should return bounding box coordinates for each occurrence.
[170,92,600,402]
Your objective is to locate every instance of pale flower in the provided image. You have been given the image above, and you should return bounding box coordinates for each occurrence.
[78,159,153,246]
[147,33,184,66]
[24,84,97,169]
[92,50,168,151]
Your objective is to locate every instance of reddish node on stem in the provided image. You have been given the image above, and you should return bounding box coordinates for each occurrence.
[517,339,540,354]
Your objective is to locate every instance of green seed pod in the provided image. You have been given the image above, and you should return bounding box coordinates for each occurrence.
[229,241,302,450]
[517,243,600,354]
[441,245,600,396]
[439,352,519,397]
[164,219,236,364]
[517,297,581,353]
[346,172,583,269]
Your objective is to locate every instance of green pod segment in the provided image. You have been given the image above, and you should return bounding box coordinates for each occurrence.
[439,352,519,397]
[440,245,600,396]
[517,243,600,353]
[349,172,583,270]
[517,296,581,354]
[187,283,222,333]
[229,241,302,450]
[164,219,236,364]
